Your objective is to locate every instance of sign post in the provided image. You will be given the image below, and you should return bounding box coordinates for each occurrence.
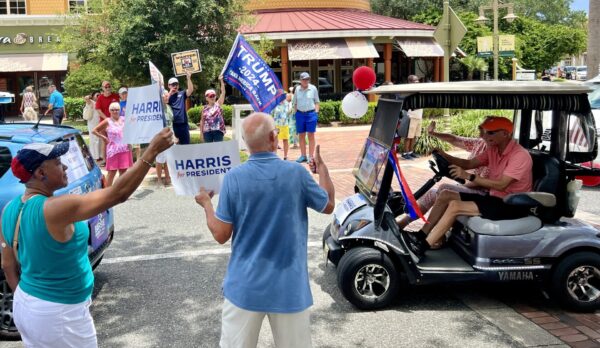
[434,1,467,83]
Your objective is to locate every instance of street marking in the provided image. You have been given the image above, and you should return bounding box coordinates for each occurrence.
[103,241,323,264]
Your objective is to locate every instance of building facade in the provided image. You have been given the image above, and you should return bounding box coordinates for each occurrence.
[0,0,84,116]
[242,0,446,100]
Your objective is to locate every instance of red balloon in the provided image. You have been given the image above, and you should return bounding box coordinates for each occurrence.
[353,66,376,90]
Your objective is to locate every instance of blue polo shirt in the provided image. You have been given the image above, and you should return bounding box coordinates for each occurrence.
[48,90,64,108]
[215,152,329,313]
[293,84,319,112]
[168,90,188,124]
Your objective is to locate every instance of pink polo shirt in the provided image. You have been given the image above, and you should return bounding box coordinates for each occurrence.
[475,140,533,198]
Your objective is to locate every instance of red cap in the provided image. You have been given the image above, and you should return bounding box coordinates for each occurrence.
[479,116,513,133]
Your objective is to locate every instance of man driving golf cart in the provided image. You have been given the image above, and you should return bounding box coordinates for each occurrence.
[406,116,533,258]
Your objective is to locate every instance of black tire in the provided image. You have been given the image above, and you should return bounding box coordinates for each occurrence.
[336,247,400,310]
[551,252,600,312]
[0,278,20,340]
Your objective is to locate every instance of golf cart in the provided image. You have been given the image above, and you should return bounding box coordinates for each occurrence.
[323,81,600,311]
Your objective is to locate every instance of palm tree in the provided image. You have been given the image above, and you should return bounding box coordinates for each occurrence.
[460,56,489,80]
[589,0,600,79]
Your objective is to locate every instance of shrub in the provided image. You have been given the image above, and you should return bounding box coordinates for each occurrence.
[188,106,202,124]
[423,108,447,118]
[64,63,119,97]
[414,118,452,155]
[338,102,376,124]
[222,104,233,125]
[318,101,336,124]
[324,100,341,120]
[450,109,513,137]
[64,97,86,120]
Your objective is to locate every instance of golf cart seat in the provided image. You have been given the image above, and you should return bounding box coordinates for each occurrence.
[457,151,562,236]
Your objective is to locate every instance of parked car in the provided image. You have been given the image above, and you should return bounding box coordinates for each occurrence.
[324,81,600,312]
[292,77,334,93]
[0,123,114,339]
[563,66,577,79]
[575,66,588,81]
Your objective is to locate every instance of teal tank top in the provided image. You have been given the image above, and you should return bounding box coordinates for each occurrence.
[1,195,93,304]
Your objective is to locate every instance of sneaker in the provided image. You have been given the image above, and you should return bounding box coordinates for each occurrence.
[407,238,429,259]
[401,153,413,160]
[296,155,308,163]
[408,152,420,159]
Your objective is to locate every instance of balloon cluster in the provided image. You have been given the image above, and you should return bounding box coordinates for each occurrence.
[341,66,376,119]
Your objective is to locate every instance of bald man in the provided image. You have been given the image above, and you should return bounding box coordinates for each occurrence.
[195,112,334,348]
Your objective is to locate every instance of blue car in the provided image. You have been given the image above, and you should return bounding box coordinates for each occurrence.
[0,123,114,340]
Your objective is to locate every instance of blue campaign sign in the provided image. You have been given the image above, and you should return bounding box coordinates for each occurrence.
[221,34,286,114]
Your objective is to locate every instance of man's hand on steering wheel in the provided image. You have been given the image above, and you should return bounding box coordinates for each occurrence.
[449,164,469,181]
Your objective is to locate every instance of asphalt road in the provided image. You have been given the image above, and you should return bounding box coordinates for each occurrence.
[2,185,568,348]
[580,185,600,216]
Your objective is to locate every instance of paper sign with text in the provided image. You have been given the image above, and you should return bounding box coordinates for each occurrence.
[149,60,165,93]
[166,141,241,196]
[171,49,202,77]
[123,83,165,145]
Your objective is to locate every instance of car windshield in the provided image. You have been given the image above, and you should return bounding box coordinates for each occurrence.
[589,89,600,109]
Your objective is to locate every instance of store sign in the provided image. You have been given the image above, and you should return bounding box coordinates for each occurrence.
[0,26,63,54]
[0,32,60,45]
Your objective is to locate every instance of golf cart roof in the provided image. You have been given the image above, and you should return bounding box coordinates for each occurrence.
[366,81,592,96]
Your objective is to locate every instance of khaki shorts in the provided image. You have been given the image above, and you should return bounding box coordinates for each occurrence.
[407,118,422,139]
[276,125,290,141]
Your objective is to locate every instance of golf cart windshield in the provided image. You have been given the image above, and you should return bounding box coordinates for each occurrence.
[353,98,403,202]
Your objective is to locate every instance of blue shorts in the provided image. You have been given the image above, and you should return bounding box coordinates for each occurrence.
[295,110,317,133]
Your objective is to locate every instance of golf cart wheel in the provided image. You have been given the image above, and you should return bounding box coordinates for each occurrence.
[337,247,399,310]
[0,278,20,340]
[552,252,600,312]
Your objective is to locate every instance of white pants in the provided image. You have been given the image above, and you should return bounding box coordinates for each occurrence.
[13,286,97,348]
[220,299,312,348]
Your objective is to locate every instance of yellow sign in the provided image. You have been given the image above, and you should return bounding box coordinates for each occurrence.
[477,36,493,57]
[499,35,515,52]
[171,49,202,77]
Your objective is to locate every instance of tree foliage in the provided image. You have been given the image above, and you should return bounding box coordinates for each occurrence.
[460,56,488,80]
[372,0,587,26]
[63,63,120,97]
[60,0,247,91]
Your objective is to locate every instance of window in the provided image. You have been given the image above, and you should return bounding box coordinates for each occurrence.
[69,0,87,13]
[0,0,26,15]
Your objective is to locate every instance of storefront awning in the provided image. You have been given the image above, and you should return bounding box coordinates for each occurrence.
[395,38,444,57]
[288,38,379,61]
[0,53,68,72]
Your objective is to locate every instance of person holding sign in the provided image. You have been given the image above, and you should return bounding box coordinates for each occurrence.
[195,112,335,348]
[167,71,194,145]
[0,129,173,348]
[92,102,133,186]
[200,76,227,143]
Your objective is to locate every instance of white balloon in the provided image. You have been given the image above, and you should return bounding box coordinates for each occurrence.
[341,91,368,119]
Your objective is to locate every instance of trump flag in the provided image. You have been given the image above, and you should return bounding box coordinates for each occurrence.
[221,33,286,114]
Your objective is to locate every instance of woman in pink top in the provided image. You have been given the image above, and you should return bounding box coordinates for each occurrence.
[92,102,133,186]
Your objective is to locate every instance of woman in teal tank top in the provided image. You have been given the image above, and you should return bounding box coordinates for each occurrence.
[0,129,173,347]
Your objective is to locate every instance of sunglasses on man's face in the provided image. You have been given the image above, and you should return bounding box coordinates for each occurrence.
[104,85,111,89]
[109,108,120,111]
[482,129,503,136]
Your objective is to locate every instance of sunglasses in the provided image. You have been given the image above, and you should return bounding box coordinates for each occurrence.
[109,108,120,111]
[103,85,111,89]
[482,129,503,135]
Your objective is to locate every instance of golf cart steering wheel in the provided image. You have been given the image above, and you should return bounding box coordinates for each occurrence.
[431,151,466,184]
